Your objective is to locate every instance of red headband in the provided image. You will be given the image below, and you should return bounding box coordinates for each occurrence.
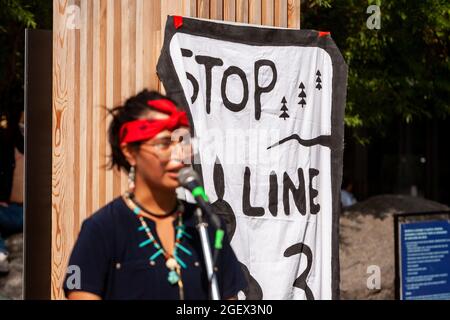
[119,99,189,144]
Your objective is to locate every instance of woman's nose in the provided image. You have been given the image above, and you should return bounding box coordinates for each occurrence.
[168,143,192,164]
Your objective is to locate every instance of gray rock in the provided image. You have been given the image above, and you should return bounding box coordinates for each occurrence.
[340,195,449,300]
[0,233,23,300]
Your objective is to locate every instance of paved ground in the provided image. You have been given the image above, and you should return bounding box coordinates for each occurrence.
[340,195,449,299]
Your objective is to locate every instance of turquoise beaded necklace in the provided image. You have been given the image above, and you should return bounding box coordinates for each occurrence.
[124,193,193,298]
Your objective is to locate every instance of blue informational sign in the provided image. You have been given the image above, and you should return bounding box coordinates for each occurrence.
[400,220,450,300]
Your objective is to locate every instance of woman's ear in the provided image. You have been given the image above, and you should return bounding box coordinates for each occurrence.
[120,143,137,167]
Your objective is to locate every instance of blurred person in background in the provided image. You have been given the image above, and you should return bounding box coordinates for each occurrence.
[341,177,357,209]
[0,110,24,275]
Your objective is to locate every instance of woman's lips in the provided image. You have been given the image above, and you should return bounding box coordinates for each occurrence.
[166,171,179,180]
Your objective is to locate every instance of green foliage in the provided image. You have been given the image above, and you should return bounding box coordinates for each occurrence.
[302,0,450,140]
[308,0,333,8]
[0,0,52,116]
[0,0,37,31]
[0,0,52,30]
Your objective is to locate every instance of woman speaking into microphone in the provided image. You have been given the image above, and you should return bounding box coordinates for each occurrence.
[64,90,246,300]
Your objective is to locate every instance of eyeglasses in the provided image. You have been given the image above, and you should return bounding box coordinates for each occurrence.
[145,137,180,151]
[140,136,193,162]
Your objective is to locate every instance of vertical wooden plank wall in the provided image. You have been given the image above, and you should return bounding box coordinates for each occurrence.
[52,0,300,299]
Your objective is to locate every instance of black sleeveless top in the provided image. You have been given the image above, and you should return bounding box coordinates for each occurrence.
[63,197,246,300]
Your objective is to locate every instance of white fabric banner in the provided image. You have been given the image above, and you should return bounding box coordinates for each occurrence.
[158,16,347,300]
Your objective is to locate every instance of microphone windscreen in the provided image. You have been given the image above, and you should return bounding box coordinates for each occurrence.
[178,166,199,188]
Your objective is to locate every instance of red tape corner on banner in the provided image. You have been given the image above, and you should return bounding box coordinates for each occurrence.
[318,31,331,37]
[174,16,183,29]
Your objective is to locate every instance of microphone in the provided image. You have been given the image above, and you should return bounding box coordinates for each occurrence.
[178,167,221,229]
[178,166,223,300]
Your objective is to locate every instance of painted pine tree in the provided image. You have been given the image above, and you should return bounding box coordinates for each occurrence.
[316,70,322,90]
[280,97,289,120]
[298,82,306,108]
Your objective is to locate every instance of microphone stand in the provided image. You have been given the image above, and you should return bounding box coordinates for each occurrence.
[194,207,221,300]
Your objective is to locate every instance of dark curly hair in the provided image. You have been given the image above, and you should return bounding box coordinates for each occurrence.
[107,89,179,172]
